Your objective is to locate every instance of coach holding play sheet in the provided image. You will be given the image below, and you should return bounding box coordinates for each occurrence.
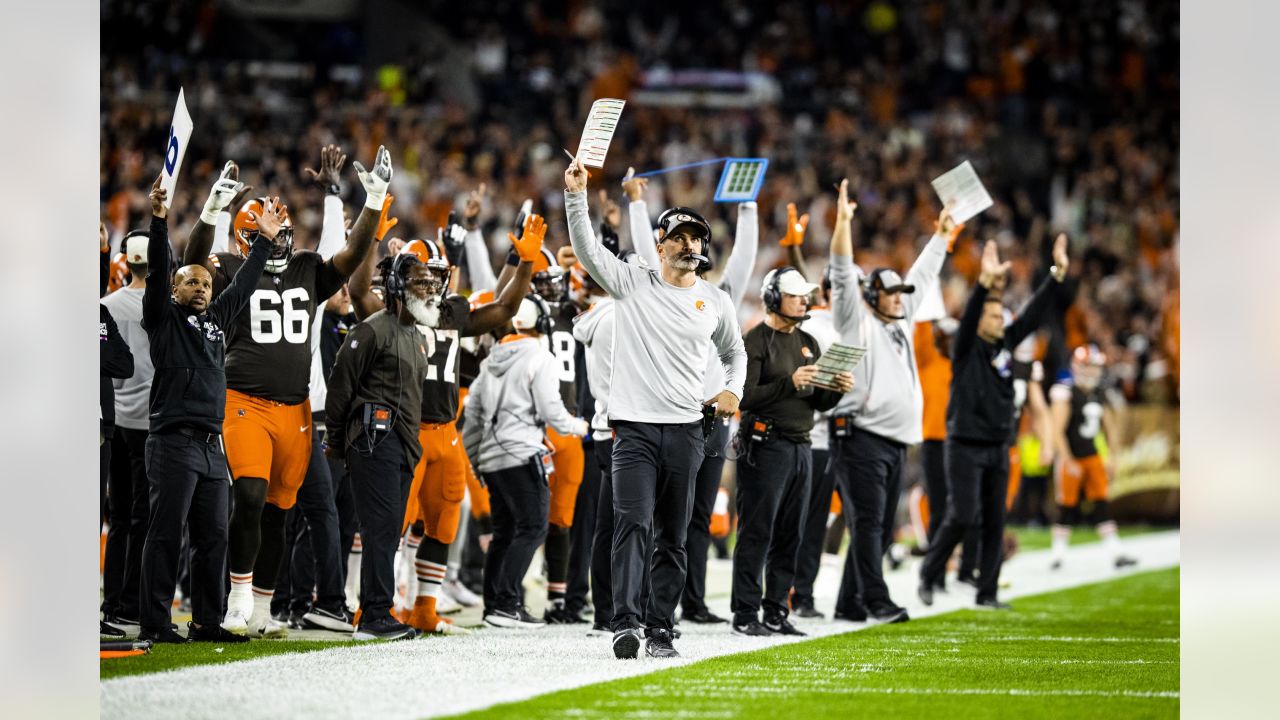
[564,156,746,661]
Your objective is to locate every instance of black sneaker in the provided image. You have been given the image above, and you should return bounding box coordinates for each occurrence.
[731,619,775,637]
[975,597,1013,611]
[544,601,589,625]
[833,606,869,622]
[612,627,642,659]
[644,628,679,658]
[682,608,728,624]
[103,613,139,629]
[303,605,356,632]
[485,607,547,629]
[793,604,825,619]
[763,615,806,636]
[100,621,126,639]
[188,621,251,643]
[353,616,419,641]
[1115,555,1139,569]
[869,604,910,624]
[917,579,934,607]
[138,625,189,644]
[957,573,980,589]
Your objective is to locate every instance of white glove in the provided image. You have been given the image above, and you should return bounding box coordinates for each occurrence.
[201,161,244,225]
[440,223,467,248]
[353,145,393,211]
[574,418,591,438]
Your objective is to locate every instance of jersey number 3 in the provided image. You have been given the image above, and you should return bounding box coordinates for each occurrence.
[1077,402,1103,439]
[249,288,310,344]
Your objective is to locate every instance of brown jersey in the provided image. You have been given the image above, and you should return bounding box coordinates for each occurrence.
[418,294,472,424]
[544,302,579,416]
[211,250,344,404]
[1050,379,1105,459]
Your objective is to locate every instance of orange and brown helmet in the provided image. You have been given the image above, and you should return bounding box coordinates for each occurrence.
[233,197,294,273]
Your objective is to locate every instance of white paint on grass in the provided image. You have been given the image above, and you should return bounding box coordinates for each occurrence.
[101,531,1180,719]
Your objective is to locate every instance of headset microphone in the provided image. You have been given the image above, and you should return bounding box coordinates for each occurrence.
[689,253,712,274]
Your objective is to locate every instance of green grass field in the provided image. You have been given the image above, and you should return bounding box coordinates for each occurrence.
[100,639,352,681]
[448,568,1179,720]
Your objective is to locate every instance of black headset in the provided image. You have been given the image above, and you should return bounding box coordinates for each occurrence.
[655,206,713,273]
[862,268,908,320]
[523,292,553,336]
[762,266,810,322]
[381,252,422,311]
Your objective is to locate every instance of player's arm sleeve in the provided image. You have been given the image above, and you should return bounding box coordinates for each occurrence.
[713,292,747,399]
[740,329,791,410]
[100,305,134,380]
[628,198,661,270]
[211,211,231,255]
[1006,275,1059,348]
[464,229,499,293]
[142,215,172,330]
[902,233,949,322]
[952,281,986,363]
[829,253,864,337]
[722,202,759,306]
[210,234,271,328]
[532,355,586,436]
[323,322,376,458]
[567,189,638,298]
[317,195,346,260]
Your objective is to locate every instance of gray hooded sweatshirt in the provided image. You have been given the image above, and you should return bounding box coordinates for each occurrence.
[462,335,588,474]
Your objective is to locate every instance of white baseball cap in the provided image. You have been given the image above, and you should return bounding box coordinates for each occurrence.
[772,268,820,297]
[511,296,544,332]
[125,233,148,264]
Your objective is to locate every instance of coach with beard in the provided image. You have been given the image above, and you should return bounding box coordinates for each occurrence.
[564,156,746,660]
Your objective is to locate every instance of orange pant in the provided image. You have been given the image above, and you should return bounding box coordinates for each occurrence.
[458,387,490,518]
[546,426,585,529]
[830,490,842,518]
[223,388,311,509]
[402,422,467,543]
[1007,446,1022,511]
[1056,454,1109,507]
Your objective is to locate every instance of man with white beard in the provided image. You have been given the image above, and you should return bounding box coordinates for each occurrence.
[341,215,544,637]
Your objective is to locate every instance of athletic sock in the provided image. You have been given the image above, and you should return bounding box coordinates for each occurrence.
[228,572,254,615]
[1097,520,1122,557]
[545,526,571,602]
[345,535,362,611]
[251,586,274,624]
[1050,524,1071,563]
[401,531,423,606]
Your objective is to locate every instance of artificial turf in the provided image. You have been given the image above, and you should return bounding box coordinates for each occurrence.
[448,567,1179,720]
[99,639,353,681]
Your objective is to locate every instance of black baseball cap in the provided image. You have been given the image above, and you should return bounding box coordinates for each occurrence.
[656,206,712,243]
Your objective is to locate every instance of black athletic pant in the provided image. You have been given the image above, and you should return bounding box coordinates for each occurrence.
[347,434,412,624]
[272,427,346,613]
[922,439,947,542]
[139,430,230,632]
[792,446,832,608]
[681,419,730,616]
[483,461,550,614]
[610,420,703,632]
[103,427,149,619]
[731,437,812,622]
[565,438,598,613]
[101,435,111,523]
[590,437,616,624]
[920,439,1010,601]
[832,427,905,613]
[331,454,358,569]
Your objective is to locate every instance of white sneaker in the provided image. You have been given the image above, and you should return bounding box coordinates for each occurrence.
[435,591,462,615]
[443,579,481,608]
[249,614,290,639]
[426,618,472,636]
[222,608,249,636]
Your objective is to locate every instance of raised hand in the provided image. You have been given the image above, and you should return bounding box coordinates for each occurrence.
[463,183,486,229]
[621,167,648,202]
[250,197,287,240]
[1051,233,1070,281]
[353,145,393,210]
[780,202,810,247]
[835,179,858,225]
[936,204,961,239]
[149,174,168,219]
[304,144,347,190]
[565,155,588,193]
[511,213,547,262]
[374,195,398,242]
[201,161,246,223]
[597,189,622,228]
[978,239,1012,289]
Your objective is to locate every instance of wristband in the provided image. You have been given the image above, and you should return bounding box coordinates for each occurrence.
[200,207,223,226]
[505,248,520,267]
[325,183,341,196]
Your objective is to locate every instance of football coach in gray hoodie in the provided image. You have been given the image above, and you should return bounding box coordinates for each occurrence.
[463,294,589,630]
[564,156,747,660]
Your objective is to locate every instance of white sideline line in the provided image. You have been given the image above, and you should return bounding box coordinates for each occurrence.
[101,531,1180,719]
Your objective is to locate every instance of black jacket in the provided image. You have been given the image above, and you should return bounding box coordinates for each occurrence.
[100,304,134,436]
[946,276,1059,443]
[740,322,842,443]
[142,214,270,434]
